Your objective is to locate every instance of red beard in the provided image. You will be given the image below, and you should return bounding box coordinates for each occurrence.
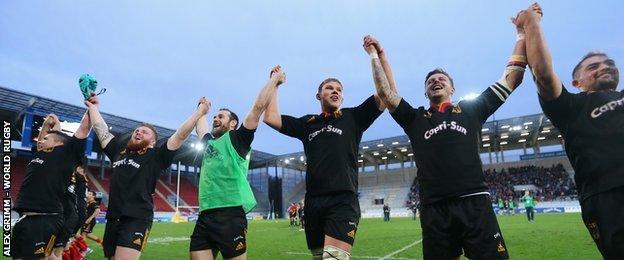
[126,138,151,151]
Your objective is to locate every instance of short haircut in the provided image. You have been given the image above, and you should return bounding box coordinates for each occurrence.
[317,78,342,93]
[137,123,158,142]
[46,130,70,144]
[572,52,608,79]
[425,68,454,87]
[219,108,239,128]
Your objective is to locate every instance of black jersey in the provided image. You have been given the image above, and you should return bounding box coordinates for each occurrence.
[74,174,88,219]
[539,86,624,201]
[280,95,382,197]
[103,136,176,220]
[391,84,511,205]
[86,200,100,217]
[14,136,86,214]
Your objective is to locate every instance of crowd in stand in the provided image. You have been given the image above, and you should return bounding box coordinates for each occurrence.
[407,164,577,207]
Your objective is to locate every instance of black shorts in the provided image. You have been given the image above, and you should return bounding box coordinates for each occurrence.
[420,194,509,259]
[304,192,360,250]
[11,214,63,259]
[81,219,97,234]
[581,186,624,258]
[103,217,152,258]
[189,206,248,258]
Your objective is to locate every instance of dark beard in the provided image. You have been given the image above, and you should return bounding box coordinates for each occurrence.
[596,76,619,91]
[211,125,228,138]
[127,138,150,151]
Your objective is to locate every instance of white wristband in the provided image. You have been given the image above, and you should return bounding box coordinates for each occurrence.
[516,33,525,41]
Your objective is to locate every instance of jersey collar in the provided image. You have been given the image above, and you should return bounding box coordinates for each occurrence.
[429,101,453,113]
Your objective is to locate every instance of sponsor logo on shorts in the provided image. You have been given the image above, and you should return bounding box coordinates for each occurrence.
[493,232,501,239]
[133,232,145,246]
[586,222,600,240]
[497,242,506,252]
[347,230,355,239]
[34,246,45,255]
[233,235,244,242]
[235,242,246,251]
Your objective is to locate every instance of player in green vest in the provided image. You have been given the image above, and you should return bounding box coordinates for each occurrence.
[521,190,536,222]
[189,65,286,260]
[509,199,516,215]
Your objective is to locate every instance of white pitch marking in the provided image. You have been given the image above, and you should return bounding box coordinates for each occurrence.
[285,251,411,259]
[379,238,423,260]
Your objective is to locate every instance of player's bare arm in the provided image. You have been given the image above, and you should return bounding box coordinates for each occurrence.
[168,97,210,150]
[262,73,284,131]
[244,65,286,130]
[518,3,562,101]
[84,95,115,148]
[363,35,401,112]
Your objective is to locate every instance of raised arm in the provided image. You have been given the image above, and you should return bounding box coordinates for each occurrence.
[74,110,91,139]
[168,97,210,151]
[38,114,61,142]
[363,35,401,112]
[245,65,286,130]
[84,95,114,149]
[195,114,210,140]
[516,3,561,101]
[262,67,285,131]
[500,13,530,91]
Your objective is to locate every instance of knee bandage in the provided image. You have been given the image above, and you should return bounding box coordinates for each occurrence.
[323,245,350,260]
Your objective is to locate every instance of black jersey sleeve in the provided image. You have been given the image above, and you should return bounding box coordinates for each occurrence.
[159,140,177,169]
[539,85,574,133]
[279,115,307,140]
[103,136,122,161]
[390,98,418,129]
[460,83,511,124]
[68,136,87,162]
[230,125,256,158]
[352,95,383,131]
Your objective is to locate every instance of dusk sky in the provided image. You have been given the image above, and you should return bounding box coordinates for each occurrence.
[2,0,622,154]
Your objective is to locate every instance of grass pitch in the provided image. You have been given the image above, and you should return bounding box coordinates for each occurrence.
[84,213,600,259]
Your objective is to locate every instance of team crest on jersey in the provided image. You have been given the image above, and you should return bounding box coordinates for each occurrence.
[203,142,222,160]
[423,111,432,118]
